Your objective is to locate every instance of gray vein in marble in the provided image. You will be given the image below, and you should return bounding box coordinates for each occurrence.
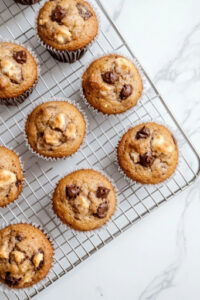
[112,0,126,22]
[138,20,200,299]
[154,23,200,139]
[139,184,200,300]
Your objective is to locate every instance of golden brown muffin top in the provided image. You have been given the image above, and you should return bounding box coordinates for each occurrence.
[25,101,86,158]
[0,224,53,289]
[0,146,23,207]
[37,0,98,51]
[0,42,38,98]
[53,169,117,231]
[117,122,179,184]
[82,54,143,114]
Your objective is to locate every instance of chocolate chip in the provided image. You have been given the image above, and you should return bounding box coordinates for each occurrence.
[66,185,81,199]
[10,79,19,84]
[15,234,23,241]
[135,126,150,140]
[96,186,110,199]
[51,5,66,23]
[77,3,92,20]
[120,84,133,100]
[5,272,21,286]
[102,71,119,84]
[13,51,27,64]
[139,152,155,167]
[95,202,108,218]
[37,249,44,270]
[15,180,22,188]
[37,132,44,138]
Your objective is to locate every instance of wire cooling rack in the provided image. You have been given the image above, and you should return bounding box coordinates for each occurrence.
[0,0,200,299]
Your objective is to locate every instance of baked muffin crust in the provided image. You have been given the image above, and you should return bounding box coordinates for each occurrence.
[37,0,98,51]
[82,54,143,114]
[0,147,23,207]
[52,169,116,231]
[25,101,86,158]
[117,122,179,184]
[0,42,38,99]
[0,224,53,289]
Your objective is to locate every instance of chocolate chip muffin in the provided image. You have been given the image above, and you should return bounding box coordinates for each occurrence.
[37,0,99,63]
[52,169,117,231]
[14,0,40,5]
[0,223,54,289]
[0,146,23,207]
[82,54,143,114]
[0,42,38,105]
[117,122,179,184]
[25,101,86,159]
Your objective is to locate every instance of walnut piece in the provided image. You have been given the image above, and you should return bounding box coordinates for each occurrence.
[54,26,72,44]
[32,251,44,269]
[65,123,77,140]
[0,169,16,188]
[50,113,67,131]
[11,251,25,264]
[130,151,140,163]
[43,128,62,146]
[74,195,90,215]
[1,58,22,83]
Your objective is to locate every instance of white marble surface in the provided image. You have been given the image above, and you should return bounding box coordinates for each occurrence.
[35,0,200,299]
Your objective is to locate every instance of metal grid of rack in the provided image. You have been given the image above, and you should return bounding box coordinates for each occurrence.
[0,0,199,299]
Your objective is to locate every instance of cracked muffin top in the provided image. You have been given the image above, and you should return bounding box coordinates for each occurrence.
[82,54,143,114]
[0,147,23,207]
[0,223,53,289]
[25,101,86,158]
[52,169,116,231]
[117,122,179,184]
[37,0,98,51]
[0,42,38,99]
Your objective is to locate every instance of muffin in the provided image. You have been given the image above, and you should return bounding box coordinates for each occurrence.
[25,100,86,159]
[0,146,23,207]
[117,122,179,184]
[82,54,143,114]
[37,0,99,63]
[52,169,117,231]
[0,223,54,289]
[0,42,38,105]
[14,0,40,5]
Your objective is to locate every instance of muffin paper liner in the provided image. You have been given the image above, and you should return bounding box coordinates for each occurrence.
[14,0,41,5]
[0,147,25,209]
[0,221,55,295]
[49,166,119,237]
[115,119,181,189]
[23,97,89,161]
[80,52,148,117]
[35,0,100,63]
[0,39,40,106]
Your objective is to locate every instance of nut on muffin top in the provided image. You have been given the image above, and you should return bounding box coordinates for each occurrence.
[37,0,98,51]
